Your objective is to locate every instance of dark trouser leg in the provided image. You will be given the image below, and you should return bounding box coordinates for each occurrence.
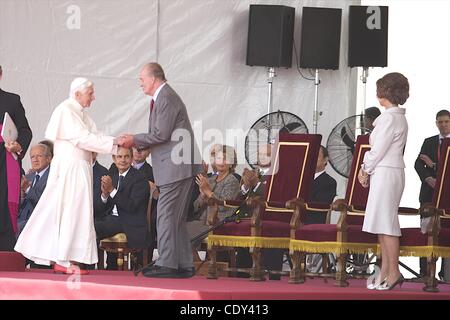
[262,248,284,280]
[420,257,428,277]
[94,215,123,270]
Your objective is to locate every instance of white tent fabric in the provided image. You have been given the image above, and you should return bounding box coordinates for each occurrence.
[0,0,361,196]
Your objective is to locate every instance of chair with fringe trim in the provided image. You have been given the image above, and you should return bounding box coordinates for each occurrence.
[206,133,321,281]
[408,138,450,292]
[289,135,380,286]
[289,135,448,290]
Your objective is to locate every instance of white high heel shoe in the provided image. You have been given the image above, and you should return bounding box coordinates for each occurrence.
[376,274,404,291]
[367,277,387,290]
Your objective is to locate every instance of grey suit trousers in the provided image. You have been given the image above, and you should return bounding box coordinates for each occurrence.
[155,177,194,269]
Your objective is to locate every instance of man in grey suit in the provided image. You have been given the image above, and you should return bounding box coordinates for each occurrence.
[120,63,202,278]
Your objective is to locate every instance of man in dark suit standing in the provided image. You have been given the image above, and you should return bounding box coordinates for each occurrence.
[120,63,202,278]
[94,147,150,270]
[0,65,33,250]
[415,109,450,279]
[17,143,52,237]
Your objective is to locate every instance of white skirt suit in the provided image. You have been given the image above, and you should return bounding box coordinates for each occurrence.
[362,107,408,236]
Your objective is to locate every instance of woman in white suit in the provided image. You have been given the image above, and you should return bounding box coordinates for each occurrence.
[358,72,409,290]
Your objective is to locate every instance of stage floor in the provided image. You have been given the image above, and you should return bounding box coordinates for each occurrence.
[0,269,449,300]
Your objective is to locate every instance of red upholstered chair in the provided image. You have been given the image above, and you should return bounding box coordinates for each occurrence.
[410,138,450,292]
[206,133,321,280]
[289,135,380,286]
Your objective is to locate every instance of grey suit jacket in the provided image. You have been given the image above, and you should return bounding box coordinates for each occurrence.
[134,84,202,186]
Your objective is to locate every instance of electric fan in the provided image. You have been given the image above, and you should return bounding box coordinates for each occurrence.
[326,114,372,178]
[244,110,308,169]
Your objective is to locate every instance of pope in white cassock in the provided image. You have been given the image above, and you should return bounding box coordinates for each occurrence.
[15,78,120,273]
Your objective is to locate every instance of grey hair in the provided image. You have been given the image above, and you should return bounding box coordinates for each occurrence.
[32,143,52,158]
[143,63,166,81]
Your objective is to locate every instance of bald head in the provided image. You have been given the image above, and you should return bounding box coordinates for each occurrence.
[258,144,272,168]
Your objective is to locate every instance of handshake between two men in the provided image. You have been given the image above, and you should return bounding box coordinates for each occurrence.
[113,134,136,149]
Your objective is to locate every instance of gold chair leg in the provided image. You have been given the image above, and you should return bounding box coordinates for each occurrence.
[423,256,439,292]
[207,246,218,279]
[335,253,349,287]
[289,251,304,284]
[250,247,265,281]
[117,249,124,271]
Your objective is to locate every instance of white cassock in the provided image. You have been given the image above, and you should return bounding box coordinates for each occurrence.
[15,98,117,267]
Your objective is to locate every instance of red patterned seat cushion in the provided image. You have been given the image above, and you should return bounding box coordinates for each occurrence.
[294,224,378,244]
[294,224,337,242]
[212,220,291,238]
[347,225,378,243]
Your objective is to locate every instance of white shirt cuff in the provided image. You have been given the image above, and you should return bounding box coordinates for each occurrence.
[110,188,118,198]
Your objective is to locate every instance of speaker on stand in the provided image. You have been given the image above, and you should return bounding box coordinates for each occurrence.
[246,4,297,144]
[299,7,342,134]
[348,5,389,116]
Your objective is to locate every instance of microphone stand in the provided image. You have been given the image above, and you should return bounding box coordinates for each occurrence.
[134,171,263,276]
[191,170,264,247]
[190,209,242,247]
[133,205,245,276]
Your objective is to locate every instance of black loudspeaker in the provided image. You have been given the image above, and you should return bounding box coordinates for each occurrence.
[299,7,342,70]
[246,5,295,68]
[348,6,388,67]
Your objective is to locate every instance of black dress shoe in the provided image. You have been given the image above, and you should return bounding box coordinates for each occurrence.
[143,265,186,278]
[133,260,156,276]
[178,267,195,278]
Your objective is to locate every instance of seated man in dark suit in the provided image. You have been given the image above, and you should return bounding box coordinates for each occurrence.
[237,145,337,278]
[94,147,150,270]
[305,145,337,224]
[235,144,283,279]
[92,152,109,219]
[304,145,337,272]
[17,143,52,237]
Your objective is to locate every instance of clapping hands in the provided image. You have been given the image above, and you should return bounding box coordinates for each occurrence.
[196,174,213,199]
[241,168,259,190]
[101,175,114,197]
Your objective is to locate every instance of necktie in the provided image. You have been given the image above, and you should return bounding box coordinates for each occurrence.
[117,175,124,191]
[32,174,40,188]
[438,138,444,162]
[150,99,154,113]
